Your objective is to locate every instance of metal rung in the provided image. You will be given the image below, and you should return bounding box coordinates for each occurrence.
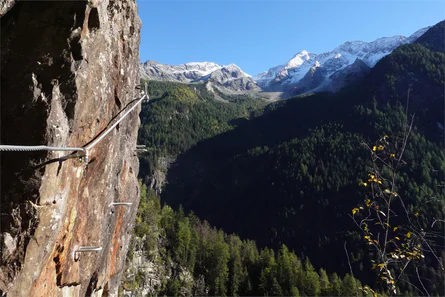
[76,246,102,252]
[73,246,102,261]
[110,202,133,207]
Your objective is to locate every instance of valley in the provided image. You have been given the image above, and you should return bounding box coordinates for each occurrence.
[1,2,442,297]
[126,20,445,297]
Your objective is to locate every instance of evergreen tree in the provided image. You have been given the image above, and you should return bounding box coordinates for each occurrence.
[271,277,284,296]
[302,259,321,296]
[342,273,359,296]
[277,244,297,295]
[329,273,343,296]
[290,286,301,297]
[319,268,331,296]
[259,248,277,296]
[228,235,244,296]
[210,230,230,296]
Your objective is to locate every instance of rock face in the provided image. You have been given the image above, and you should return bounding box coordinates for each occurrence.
[0,1,141,296]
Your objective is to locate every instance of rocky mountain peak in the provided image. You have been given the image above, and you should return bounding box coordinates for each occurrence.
[140,60,259,94]
[254,25,430,95]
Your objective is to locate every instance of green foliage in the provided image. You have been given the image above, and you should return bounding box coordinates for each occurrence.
[329,273,343,296]
[301,259,321,296]
[134,182,161,257]
[133,23,445,297]
[319,268,331,296]
[129,185,365,296]
[138,80,266,179]
[153,35,445,296]
[342,273,359,296]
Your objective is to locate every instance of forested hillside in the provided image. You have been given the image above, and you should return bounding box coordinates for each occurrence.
[137,81,267,181]
[130,21,445,296]
[123,184,365,296]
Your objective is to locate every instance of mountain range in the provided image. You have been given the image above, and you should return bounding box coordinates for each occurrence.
[140,26,429,98]
[140,61,261,96]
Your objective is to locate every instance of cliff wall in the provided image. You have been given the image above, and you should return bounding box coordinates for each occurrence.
[0,1,141,296]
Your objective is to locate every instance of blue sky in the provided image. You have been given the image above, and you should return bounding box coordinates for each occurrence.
[137,0,444,75]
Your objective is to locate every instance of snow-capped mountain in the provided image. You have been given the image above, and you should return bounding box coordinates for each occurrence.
[140,25,430,99]
[254,26,430,95]
[140,61,260,94]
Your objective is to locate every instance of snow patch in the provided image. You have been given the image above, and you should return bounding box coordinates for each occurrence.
[253,25,429,89]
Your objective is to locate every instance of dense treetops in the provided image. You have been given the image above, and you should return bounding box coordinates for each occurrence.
[126,184,366,296]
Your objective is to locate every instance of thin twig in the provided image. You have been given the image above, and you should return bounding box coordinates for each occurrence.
[416,266,430,297]
[344,241,359,297]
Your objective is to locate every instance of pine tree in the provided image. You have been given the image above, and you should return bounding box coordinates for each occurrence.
[176,219,192,268]
[329,273,343,296]
[228,235,244,296]
[301,258,321,296]
[210,230,230,296]
[259,248,276,295]
[277,244,297,295]
[319,268,331,296]
[271,277,284,296]
[341,273,359,296]
[290,286,300,297]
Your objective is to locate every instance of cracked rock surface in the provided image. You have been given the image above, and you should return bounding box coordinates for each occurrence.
[1,1,141,296]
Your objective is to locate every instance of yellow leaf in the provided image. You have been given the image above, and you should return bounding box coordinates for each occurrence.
[395,237,400,240]
[378,145,384,151]
[352,208,359,215]
[365,199,371,207]
[364,235,370,240]
[414,212,419,217]
[393,227,398,232]
[373,240,379,244]
[372,146,377,151]
[363,182,368,187]
[390,153,396,158]
[377,180,382,184]
[406,232,412,239]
